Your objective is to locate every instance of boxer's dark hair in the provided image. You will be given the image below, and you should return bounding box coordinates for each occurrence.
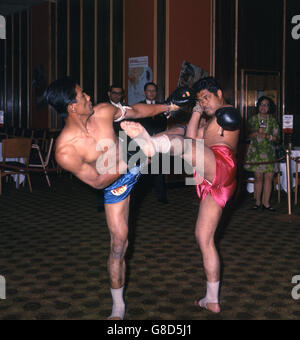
[193,77,222,97]
[256,96,276,115]
[44,77,77,118]
[144,82,158,92]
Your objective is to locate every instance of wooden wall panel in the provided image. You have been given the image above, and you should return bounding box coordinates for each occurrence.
[238,0,283,72]
[112,0,123,87]
[97,0,110,102]
[13,14,20,127]
[215,0,285,138]
[168,0,212,95]
[21,11,28,128]
[0,39,4,114]
[31,2,50,129]
[238,0,284,141]
[124,1,154,68]
[50,2,57,128]
[69,0,81,84]
[1,0,115,128]
[82,0,95,101]
[157,0,166,102]
[215,0,235,105]
[50,1,56,82]
[124,0,155,100]
[5,16,12,127]
[286,0,300,145]
[57,0,67,79]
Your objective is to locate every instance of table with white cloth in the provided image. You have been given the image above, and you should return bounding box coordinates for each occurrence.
[246,147,300,194]
[0,142,25,186]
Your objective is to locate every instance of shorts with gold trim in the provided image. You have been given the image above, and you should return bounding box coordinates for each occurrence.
[103,164,144,204]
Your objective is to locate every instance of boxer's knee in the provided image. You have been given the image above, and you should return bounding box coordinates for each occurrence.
[111,235,128,260]
[195,229,215,250]
[198,237,214,251]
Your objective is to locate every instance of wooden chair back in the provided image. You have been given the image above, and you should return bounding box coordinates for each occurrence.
[2,138,32,165]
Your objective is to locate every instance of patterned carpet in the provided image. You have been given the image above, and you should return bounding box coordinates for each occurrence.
[0,174,300,320]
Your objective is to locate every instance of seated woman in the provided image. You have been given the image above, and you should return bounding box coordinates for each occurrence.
[245,96,280,211]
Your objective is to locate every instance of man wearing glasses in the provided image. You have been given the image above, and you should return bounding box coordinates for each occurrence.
[108,85,126,107]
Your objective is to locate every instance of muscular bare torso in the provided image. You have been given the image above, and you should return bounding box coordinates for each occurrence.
[57,106,116,160]
[202,117,239,152]
[55,103,123,189]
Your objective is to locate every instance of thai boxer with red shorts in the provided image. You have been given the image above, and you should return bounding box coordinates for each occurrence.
[121,77,241,314]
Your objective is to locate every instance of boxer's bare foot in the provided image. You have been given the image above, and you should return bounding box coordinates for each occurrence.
[194,299,221,314]
[121,121,156,157]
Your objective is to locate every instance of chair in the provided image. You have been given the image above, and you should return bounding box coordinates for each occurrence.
[33,129,47,152]
[0,138,33,195]
[294,157,300,205]
[29,138,54,187]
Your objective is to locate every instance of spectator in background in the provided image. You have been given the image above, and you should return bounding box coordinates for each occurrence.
[244,96,280,211]
[133,82,168,204]
[138,82,167,134]
[108,85,126,107]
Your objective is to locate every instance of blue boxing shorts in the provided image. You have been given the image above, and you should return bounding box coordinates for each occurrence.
[103,163,144,204]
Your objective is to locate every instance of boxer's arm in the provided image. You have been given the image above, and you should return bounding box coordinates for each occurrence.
[186,103,204,139]
[75,163,121,190]
[56,146,125,190]
[113,87,194,121]
[196,126,205,140]
[116,103,170,120]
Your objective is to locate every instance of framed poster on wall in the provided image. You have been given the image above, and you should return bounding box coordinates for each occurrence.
[128,57,153,105]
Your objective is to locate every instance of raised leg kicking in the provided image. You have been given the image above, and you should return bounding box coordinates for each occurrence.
[121,77,241,313]
[44,77,190,320]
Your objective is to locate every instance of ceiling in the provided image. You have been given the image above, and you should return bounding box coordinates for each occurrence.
[0,0,49,16]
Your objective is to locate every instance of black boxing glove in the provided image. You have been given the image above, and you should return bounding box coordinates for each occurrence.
[164,87,195,118]
[165,87,195,108]
[215,107,241,131]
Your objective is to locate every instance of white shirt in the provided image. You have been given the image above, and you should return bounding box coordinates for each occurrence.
[146,100,156,105]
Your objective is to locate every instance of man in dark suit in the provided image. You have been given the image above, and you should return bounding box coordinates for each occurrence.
[138,82,168,134]
[134,82,168,204]
[108,85,126,107]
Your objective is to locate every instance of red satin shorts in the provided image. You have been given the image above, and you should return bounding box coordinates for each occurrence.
[194,145,237,208]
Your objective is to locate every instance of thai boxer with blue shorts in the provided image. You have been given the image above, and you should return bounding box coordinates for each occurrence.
[45,78,191,319]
